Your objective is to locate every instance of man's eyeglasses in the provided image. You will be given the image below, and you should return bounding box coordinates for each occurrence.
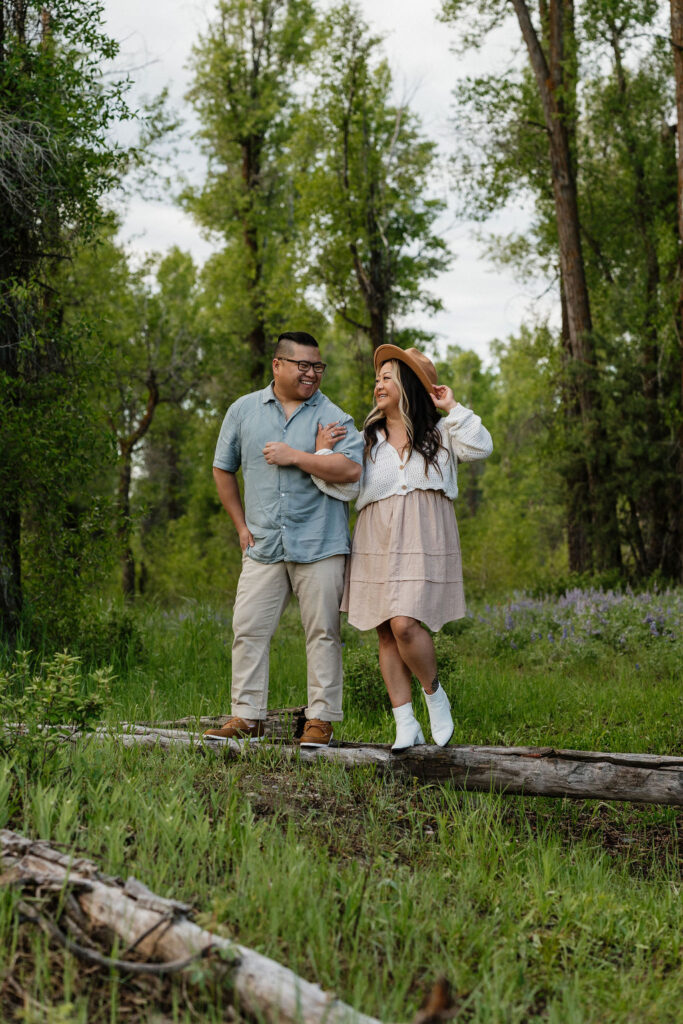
[277,357,327,375]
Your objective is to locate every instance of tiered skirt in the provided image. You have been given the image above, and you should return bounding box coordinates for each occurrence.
[341,489,466,632]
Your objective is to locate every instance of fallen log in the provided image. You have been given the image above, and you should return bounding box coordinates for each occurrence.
[70,726,683,806]
[5,713,682,806]
[0,829,380,1024]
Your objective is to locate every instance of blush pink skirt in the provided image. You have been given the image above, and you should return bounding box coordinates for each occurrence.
[340,489,466,632]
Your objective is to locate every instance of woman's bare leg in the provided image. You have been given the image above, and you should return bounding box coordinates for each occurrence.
[376,620,412,707]
[388,616,437,692]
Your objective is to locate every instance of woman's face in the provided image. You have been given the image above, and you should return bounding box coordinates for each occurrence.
[374,363,400,415]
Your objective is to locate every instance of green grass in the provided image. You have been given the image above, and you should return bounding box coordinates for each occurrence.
[0,593,681,1022]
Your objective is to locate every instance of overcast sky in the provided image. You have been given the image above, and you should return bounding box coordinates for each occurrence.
[102,0,553,362]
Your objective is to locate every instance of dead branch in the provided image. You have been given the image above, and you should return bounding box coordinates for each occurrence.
[1,830,382,1024]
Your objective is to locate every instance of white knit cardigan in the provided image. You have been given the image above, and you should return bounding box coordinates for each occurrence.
[311,403,493,507]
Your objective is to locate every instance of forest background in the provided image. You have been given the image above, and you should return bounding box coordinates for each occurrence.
[1,0,683,651]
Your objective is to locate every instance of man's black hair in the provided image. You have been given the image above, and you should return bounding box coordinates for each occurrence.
[274,331,319,357]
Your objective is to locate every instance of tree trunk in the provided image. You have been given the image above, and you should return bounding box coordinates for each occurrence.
[117,450,136,601]
[242,136,268,384]
[0,496,22,638]
[670,0,683,582]
[0,294,22,636]
[512,0,622,572]
[560,276,592,572]
[115,372,160,600]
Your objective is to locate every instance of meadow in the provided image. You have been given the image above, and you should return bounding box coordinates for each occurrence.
[0,586,681,1022]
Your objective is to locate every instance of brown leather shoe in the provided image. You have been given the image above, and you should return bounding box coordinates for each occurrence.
[203,717,266,741]
[299,718,333,747]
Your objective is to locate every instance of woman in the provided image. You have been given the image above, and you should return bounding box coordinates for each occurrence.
[314,346,492,752]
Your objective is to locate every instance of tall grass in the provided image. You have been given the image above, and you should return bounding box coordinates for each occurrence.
[0,587,681,1022]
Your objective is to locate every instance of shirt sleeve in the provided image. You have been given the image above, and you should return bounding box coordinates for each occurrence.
[333,414,364,466]
[441,405,493,463]
[213,403,242,472]
[310,452,362,502]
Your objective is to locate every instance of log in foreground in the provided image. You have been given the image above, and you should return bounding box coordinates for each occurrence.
[107,718,683,807]
[0,829,380,1024]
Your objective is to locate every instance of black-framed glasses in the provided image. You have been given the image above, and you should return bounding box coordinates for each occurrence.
[277,357,327,375]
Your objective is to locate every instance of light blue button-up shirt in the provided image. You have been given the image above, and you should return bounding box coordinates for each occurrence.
[214,384,363,564]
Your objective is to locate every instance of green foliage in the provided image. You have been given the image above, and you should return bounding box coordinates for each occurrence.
[0,0,134,635]
[184,0,319,385]
[439,0,681,580]
[295,1,451,350]
[341,644,387,718]
[1,596,682,1020]
[0,649,112,768]
[74,606,144,669]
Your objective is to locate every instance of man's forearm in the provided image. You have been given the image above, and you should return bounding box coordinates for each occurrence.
[213,468,247,529]
[293,451,361,483]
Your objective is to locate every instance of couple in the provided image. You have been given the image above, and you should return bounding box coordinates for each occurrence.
[204,331,492,751]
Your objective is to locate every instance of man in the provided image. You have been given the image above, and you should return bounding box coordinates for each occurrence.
[204,331,363,747]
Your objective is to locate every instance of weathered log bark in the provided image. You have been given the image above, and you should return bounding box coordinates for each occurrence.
[5,705,681,805]
[0,830,381,1024]
[55,724,683,807]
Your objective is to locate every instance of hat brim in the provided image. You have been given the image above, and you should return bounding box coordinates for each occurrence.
[373,344,435,394]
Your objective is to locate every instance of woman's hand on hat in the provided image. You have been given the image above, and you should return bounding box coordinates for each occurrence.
[316,420,347,451]
[430,384,457,413]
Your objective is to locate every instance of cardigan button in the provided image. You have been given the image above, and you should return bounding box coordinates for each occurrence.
[401,484,407,490]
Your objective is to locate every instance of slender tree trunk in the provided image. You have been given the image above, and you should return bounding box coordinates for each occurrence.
[0,285,23,635]
[670,0,683,582]
[242,136,268,383]
[560,277,591,572]
[511,0,622,572]
[115,372,160,600]
[117,450,136,601]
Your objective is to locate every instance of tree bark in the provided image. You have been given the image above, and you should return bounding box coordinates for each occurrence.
[511,0,622,571]
[0,830,383,1024]
[242,135,268,384]
[560,275,591,572]
[115,371,160,600]
[0,277,23,635]
[670,0,683,582]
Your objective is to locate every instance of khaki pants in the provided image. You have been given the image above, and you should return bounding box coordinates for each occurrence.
[231,554,345,722]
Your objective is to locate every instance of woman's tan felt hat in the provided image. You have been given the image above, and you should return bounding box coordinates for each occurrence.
[374,344,437,394]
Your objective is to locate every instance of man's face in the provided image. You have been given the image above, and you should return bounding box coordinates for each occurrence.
[272,343,324,403]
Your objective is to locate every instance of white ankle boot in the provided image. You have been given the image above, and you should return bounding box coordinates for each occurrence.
[391,702,425,752]
[423,680,454,746]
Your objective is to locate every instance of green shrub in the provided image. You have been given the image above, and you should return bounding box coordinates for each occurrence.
[0,650,113,768]
[75,605,144,667]
[342,645,388,718]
